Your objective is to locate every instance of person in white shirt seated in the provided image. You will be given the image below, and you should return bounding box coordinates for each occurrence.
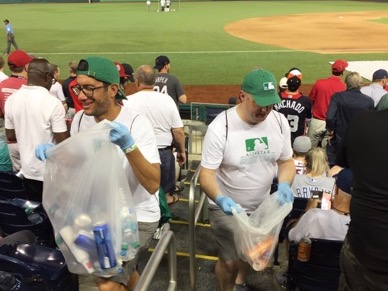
[288,168,352,242]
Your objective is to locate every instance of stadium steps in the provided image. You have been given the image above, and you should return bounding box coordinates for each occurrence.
[79,162,288,290]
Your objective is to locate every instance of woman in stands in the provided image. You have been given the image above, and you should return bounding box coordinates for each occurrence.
[291,147,335,198]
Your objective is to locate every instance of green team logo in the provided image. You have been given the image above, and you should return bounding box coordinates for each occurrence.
[245,137,269,152]
[263,82,275,91]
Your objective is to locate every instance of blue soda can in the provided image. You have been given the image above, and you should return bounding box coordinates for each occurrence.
[93,223,117,270]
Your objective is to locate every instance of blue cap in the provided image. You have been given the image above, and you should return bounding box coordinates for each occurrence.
[74,233,96,251]
[336,169,353,194]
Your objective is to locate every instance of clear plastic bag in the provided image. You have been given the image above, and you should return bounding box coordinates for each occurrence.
[232,192,292,271]
[42,121,139,276]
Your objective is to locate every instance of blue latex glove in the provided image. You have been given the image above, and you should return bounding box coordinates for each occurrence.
[277,182,294,205]
[215,194,238,215]
[109,121,135,151]
[35,143,54,161]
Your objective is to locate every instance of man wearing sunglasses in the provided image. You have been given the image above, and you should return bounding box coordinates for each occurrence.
[37,56,160,291]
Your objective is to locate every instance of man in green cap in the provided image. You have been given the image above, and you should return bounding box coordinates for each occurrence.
[36,56,161,291]
[199,69,295,291]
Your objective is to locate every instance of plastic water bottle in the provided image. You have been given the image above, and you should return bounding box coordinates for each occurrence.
[120,207,140,260]
[93,223,117,271]
[25,207,43,224]
[59,226,95,274]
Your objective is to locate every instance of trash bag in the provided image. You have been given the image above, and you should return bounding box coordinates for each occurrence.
[42,120,139,277]
[232,192,292,271]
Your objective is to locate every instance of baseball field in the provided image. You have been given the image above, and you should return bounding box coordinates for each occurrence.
[1,0,388,102]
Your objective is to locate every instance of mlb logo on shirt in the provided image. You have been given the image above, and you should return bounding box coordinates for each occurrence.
[246,137,269,152]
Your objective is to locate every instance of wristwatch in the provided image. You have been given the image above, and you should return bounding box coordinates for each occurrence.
[123,144,137,154]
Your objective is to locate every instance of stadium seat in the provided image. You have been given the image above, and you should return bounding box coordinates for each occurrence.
[287,238,343,291]
[0,243,78,291]
[0,199,55,247]
[0,172,27,200]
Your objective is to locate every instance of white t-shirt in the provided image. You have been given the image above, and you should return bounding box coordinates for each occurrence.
[71,106,161,223]
[4,85,67,180]
[49,81,66,102]
[361,83,388,107]
[291,175,335,198]
[201,107,293,211]
[123,90,183,148]
[288,208,350,242]
[0,71,8,83]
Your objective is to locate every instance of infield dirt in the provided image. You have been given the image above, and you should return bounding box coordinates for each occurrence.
[127,11,385,104]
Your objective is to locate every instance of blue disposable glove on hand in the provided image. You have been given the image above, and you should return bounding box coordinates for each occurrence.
[277,182,294,205]
[215,194,238,215]
[109,121,135,151]
[35,143,54,161]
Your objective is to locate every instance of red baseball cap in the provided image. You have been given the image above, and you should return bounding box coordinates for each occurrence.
[7,50,34,67]
[332,59,348,73]
[114,62,130,78]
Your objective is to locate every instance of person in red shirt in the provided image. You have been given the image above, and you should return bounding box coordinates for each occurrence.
[0,50,33,171]
[307,60,348,149]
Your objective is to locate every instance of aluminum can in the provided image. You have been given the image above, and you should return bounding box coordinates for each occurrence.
[297,236,312,262]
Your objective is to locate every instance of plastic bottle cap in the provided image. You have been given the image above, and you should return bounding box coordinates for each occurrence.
[74,214,92,228]
[121,243,129,251]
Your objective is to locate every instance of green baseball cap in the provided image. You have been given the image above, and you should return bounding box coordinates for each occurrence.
[242,69,281,106]
[76,56,126,100]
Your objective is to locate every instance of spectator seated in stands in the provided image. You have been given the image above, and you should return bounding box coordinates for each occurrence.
[292,136,312,175]
[291,147,335,198]
[288,168,352,242]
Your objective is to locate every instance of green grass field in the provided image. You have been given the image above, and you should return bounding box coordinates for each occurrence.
[1,1,388,85]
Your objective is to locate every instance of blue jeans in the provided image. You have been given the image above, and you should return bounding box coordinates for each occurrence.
[158,147,175,194]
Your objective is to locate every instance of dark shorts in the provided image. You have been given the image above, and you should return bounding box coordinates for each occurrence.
[209,205,239,261]
[339,236,388,291]
[102,220,159,285]
[159,147,176,194]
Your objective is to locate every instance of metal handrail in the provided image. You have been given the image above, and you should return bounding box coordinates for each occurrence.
[134,230,177,291]
[188,165,207,291]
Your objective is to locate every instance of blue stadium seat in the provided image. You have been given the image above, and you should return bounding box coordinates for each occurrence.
[0,199,55,247]
[0,243,78,291]
[0,172,27,200]
[287,238,343,291]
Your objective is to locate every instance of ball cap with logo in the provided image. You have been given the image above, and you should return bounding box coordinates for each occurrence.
[154,55,170,70]
[122,63,135,83]
[242,69,281,107]
[372,69,388,81]
[8,50,34,68]
[332,59,348,73]
[76,56,126,100]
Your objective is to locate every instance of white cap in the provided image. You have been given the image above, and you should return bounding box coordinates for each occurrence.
[74,214,92,228]
[279,77,288,89]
